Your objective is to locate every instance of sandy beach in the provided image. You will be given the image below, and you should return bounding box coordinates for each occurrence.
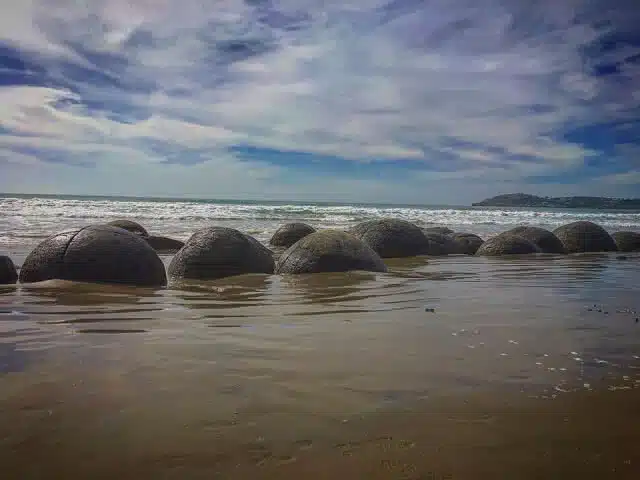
[2,244,640,478]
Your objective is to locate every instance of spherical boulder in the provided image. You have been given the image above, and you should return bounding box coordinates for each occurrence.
[422,232,461,255]
[449,232,484,255]
[350,218,429,258]
[475,234,542,256]
[145,235,185,253]
[106,219,148,237]
[552,221,617,253]
[275,230,387,274]
[503,226,565,254]
[611,231,640,252]
[424,226,454,235]
[0,255,18,284]
[270,222,316,248]
[168,227,274,281]
[19,225,167,286]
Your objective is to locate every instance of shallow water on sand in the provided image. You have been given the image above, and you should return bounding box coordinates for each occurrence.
[1,250,640,478]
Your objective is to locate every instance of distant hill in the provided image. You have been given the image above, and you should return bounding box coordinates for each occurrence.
[472,193,640,209]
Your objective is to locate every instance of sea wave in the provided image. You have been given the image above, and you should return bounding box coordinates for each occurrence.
[1,196,639,249]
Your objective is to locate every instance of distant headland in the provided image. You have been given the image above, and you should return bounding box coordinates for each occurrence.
[472,193,640,210]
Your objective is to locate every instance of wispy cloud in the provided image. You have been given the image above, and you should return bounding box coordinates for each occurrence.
[1,0,639,203]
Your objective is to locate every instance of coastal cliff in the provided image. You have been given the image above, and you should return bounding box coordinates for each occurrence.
[472,193,640,209]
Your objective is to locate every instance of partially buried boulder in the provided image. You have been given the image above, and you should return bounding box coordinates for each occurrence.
[350,218,428,258]
[168,227,274,281]
[449,232,484,255]
[503,226,565,254]
[19,225,167,286]
[145,235,185,253]
[270,222,316,248]
[0,255,18,284]
[552,221,617,253]
[475,234,542,256]
[106,219,148,237]
[422,232,461,255]
[275,230,387,274]
[611,231,640,252]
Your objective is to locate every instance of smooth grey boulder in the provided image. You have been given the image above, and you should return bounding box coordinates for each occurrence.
[553,221,617,253]
[449,232,484,255]
[270,222,316,248]
[611,231,640,252]
[423,232,461,255]
[168,227,274,281]
[424,226,454,235]
[503,226,566,254]
[106,219,149,237]
[18,225,167,286]
[275,230,387,274]
[0,255,18,284]
[145,235,185,253]
[476,234,542,256]
[350,218,429,258]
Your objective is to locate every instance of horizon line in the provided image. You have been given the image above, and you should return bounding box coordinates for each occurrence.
[0,192,470,208]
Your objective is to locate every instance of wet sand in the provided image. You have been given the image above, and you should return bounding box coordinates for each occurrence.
[1,252,640,479]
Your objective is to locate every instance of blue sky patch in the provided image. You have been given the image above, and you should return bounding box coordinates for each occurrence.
[0,0,639,203]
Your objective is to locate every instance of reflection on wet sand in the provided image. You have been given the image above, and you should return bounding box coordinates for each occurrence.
[171,274,271,306]
[278,271,376,304]
[1,253,639,479]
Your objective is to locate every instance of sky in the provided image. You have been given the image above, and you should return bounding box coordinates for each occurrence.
[0,0,639,205]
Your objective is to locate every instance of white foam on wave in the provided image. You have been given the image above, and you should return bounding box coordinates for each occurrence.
[1,197,639,248]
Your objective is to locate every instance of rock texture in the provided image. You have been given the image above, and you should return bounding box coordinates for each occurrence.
[422,232,461,255]
[423,226,454,235]
[350,219,429,258]
[275,230,387,274]
[145,235,185,253]
[449,233,484,255]
[0,255,18,284]
[476,234,542,256]
[105,219,149,237]
[553,221,617,253]
[611,231,640,252]
[19,225,167,286]
[168,227,274,281]
[503,226,566,254]
[269,223,316,248]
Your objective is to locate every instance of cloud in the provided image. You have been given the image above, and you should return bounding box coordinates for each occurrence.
[0,0,639,203]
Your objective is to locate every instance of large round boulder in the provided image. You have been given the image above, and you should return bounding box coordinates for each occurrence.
[503,226,566,254]
[106,219,148,237]
[145,235,185,253]
[270,222,316,248]
[552,221,617,253]
[449,232,484,255]
[350,218,429,258]
[611,231,640,252]
[475,234,542,256]
[19,225,167,286]
[422,232,461,255]
[168,227,274,281]
[0,255,18,284]
[275,230,387,274]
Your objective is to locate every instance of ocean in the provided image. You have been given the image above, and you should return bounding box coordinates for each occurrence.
[1,194,640,255]
[1,194,640,479]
